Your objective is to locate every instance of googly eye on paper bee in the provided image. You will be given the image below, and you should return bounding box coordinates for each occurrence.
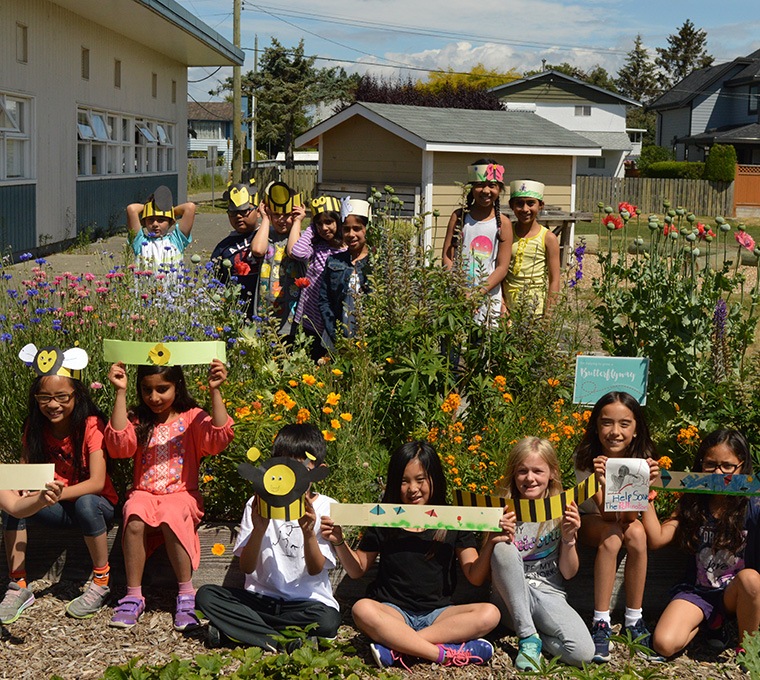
[237,453,331,520]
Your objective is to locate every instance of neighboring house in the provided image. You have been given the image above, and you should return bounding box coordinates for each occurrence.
[294,101,600,252]
[188,101,234,171]
[649,49,760,164]
[1,0,243,253]
[490,70,641,178]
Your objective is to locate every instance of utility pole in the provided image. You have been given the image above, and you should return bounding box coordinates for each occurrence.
[251,34,257,172]
[232,0,242,182]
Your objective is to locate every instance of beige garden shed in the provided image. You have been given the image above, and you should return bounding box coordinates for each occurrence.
[295,102,600,252]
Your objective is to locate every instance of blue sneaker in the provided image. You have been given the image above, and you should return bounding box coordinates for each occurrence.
[591,620,612,662]
[438,638,493,666]
[515,633,542,671]
[370,642,403,668]
[623,618,664,661]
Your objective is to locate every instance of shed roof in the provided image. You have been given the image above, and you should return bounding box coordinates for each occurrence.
[678,123,760,146]
[296,102,601,155]
[188,102,234,121]
[51,0,243,66]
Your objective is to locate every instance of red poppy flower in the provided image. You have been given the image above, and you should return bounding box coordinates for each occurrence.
[295,277,311,288]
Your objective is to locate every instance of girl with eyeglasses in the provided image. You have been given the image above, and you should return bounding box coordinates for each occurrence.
[643,429,760,666]
[0,368,118,625]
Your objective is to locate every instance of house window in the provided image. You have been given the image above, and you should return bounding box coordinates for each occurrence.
[750,84,759,115]
[588,157,606,169]
[575,105,591,116]
[76,106,174,176]
[16,24,28,64]
[0,92,33,180]
[152,73,158,99]
[81,47,90,80]
[114,60,121,89]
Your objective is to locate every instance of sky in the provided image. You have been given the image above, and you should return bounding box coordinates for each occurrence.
[178,0,760,102]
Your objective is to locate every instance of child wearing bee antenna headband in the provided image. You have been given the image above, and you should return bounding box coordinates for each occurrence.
[195,424,341,651]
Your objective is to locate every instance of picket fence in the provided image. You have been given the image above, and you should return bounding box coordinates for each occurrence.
[576,176,734,217]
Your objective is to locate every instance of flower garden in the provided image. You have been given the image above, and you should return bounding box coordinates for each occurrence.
[3,193,760,677]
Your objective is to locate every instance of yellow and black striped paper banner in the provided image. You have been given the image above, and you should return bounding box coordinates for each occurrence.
[453,475,598,522]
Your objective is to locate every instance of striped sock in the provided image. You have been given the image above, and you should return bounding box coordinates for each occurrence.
[10,570,27,589]
[93,563,110,587]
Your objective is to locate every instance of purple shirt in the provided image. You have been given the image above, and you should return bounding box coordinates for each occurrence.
[290,224,345,333]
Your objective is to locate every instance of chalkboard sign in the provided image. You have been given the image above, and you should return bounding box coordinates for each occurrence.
[573,356,649,405]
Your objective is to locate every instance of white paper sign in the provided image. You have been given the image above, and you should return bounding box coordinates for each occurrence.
[604,458,649,512]
[0,463,55,490]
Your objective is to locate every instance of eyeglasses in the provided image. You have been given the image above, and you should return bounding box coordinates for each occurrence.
[35,393,75,405]
[702,461,741,474]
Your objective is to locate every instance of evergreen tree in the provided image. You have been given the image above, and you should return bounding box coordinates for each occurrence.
[523,62,618,92]
[215,39,352,167]
[616,35,659,104]
[655,20,714,89]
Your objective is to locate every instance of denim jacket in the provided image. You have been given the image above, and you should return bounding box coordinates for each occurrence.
[318,251,370,341]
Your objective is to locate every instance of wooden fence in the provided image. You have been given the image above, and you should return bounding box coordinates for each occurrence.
[576,176,734,216]
[244,166,319,205]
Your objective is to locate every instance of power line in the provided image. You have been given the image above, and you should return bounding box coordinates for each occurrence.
[188,67,223,83]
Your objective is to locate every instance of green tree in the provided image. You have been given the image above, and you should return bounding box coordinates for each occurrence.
[524,62,618,92]
[655,20,714,90]
[418,63,521,93]
[616,35,659,104]
[217,39,352,167]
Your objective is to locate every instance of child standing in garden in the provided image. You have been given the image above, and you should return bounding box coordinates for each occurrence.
[573,391,660,662]
[643,429,760,663]
[441,159,512,325]
[126,185,196,270]
[319,197,372,346]
[195,423,341,650]
[491,437,595,670]
[1,345,118,624]
[321,441,500,669]
[250,181,306,337]
[287,195,346,360]
[105,358,233,631]
[503,180,560,315]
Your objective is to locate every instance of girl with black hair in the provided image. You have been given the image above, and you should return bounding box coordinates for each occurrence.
[0,374,118,624]
[573,391,660,662]
[321,441,500,669]
[643,429,760,664]
[441,159,513,325]
[105,359,233,632]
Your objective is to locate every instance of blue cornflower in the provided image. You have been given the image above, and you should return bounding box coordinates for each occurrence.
[7,290,18,299]
[18,252,33,262]
[227,338,237,345]
[13,323,25,330]
[0,333,12,342]
[31,317,41,324]
[35,257,47,265]
[238,349,247,356]
[26,289,39,296]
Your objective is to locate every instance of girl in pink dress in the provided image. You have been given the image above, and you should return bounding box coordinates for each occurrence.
[105,359,233,631]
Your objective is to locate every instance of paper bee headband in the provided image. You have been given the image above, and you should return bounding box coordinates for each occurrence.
[310,195,342,216]
[19,343,88,380]
[238,456,330,520]
[467,163,505,184]
[262,181,302,214]
[140,185,175,222]
[224,180,258,213]
[340,196,371,222]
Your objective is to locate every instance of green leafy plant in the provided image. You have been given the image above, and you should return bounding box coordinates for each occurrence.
[738,629,760,679]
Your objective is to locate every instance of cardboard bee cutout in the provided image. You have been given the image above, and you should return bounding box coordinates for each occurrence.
[224,180,258,213]
[140,185,176,224]
[238,457,330,520]
[310,195,341,216]
[262,181,302,214]
[19,343,89,380]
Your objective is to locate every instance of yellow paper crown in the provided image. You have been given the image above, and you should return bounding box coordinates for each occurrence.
[224,180,258,213]
[263,181,302,213]
[310,195,342,215]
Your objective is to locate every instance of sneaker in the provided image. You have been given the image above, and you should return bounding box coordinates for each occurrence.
[174,593,201,631]
[515,633,542,671]
[109,596,145,628]
[591,620,612,663]
[623,617,664,660]
[705,612,729,650]
[0,582,35,624]
[438,638,494,666]
[370,642,398,668]
[65,582,110,619]
[206,624,222,649]
[736,646,748,673]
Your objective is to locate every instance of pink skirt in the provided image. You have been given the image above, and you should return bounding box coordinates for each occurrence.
[122,489,204,570]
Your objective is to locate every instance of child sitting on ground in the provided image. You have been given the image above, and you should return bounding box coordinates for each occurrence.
[126,185,196,270]
[195,424,341,650]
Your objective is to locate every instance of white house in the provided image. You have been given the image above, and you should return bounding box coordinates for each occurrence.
[1,0,243,253]
[490,71,642,178]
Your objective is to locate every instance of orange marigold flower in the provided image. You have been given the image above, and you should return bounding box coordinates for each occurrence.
[451,467,459,475]
[322,430,336,442]
[658,455,673,470]
[454,477,462,486]
[235,406,251,419]
[503,392,514,403]
[302,374,317,386]
[547,378,560,388]
[492,375,507,391]
[453,435,463,444]
[211,543,226,556]
[322,406,334,414]
[467,483,477,492]
[340,412,353,422]
[317,382,325,388]
[331,418,342,430]
[325,392,341,406]
[296,408,311,424]
[441,393,461,413]
[468,444,479,452]
[288,380,298,387]
[202,475,214,483]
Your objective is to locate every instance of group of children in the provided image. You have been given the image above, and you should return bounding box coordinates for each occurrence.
[3,356,758,673]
